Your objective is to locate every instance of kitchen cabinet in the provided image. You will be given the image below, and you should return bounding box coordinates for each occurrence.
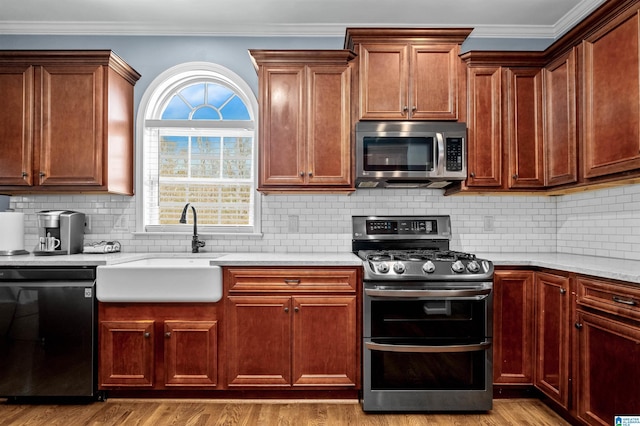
[543,49,578,187]
[345,28,471,121]
[575,276,640,425]
[249,50,355,194]
[581,6,640,180]
[99,303,219,389]
[534,271,571,408]
[465,65,503,187]
[224,267,360,389]
[492,270,535,387]
[505,67,545,189]
[0,51,140,195]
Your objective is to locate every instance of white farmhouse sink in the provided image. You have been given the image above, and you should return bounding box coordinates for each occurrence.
[96,257,223,303]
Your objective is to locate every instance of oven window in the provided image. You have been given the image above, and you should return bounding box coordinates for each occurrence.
[369,349,487,390]
[369,299,488,342]
[363,136,434,171]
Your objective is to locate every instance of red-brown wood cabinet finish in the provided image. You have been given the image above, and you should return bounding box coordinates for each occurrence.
[250,50,354,193]
[492,270,535,386]
[581,7,640,179]
[224,267,360,390]
[0,51,140,195]
[99,304,219,389]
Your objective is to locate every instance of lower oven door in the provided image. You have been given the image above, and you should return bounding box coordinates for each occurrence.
[362,285,493,412]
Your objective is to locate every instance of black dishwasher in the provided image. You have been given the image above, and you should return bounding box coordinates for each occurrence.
[0,267,98,401]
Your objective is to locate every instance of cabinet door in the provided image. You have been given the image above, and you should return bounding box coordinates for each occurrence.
[226,295,291,387]
[37,65,104,187]
[306,65,351,186]
[467,66,502,187]
[0,65,33,186]
[411,44,460,120]
[164,320,217,387]
[582,9,640,178]
[576,310,640,425]
[359,44,408,120]
[99,320,154,387]
[292,296,357,387]
[492,271,535,385]
[505,68,545,189]
[544,49,577,187]
[258,66,306,187]
[535,272,571,407]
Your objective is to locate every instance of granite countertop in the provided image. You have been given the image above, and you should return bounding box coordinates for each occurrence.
[1,251,638,284]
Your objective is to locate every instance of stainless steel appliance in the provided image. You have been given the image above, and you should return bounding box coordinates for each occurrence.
[35,210,85,255]
[355,121,467,189]
[0,267,99,401]
[352,215,494,412]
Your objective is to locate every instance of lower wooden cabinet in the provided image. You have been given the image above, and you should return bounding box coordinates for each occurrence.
[224,267,360,389]
[99,304,219,389]
[492,270,535,386]
[575,276,640,425]
[534,271,571,408]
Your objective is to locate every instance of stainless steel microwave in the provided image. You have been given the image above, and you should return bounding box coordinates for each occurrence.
[355,121,467,188]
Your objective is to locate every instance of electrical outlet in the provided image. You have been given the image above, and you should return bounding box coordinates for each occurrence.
[288,215,299,233]
[113,215,129,231]
[483,216,495,232]
[84,215,92,233]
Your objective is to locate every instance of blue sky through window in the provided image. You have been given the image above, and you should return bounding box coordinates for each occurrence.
[161,82,250,120]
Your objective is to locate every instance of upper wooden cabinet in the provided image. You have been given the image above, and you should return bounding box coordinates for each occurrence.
[543,49,578,187]
[345,28,471,121]
[0,51,140,195]
[249,50,355,194]
[581,6,640,179]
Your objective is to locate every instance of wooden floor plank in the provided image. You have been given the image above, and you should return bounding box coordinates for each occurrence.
[0,398,570,426]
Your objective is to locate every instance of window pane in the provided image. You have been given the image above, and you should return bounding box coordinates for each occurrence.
[207,83,234,108]
[192,106,221,120]
[162,96,191,119]
[223,137,253,178]
[181,83,206,107]
[220,96,251,120]
[191,136,221,178]
[160,136,189,177]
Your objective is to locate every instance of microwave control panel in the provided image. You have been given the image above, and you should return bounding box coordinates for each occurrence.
[445,137,464,171]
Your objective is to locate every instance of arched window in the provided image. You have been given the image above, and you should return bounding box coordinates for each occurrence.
[137,62,259,234]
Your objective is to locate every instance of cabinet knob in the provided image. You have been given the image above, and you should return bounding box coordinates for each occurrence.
[21,172,28,178]
[300,171,304,176]
[144,332,151,338]
[284,307,289,313]
[574,323,583,330]
[294,306,299,313]
[403,105,408,114]
[512,174,518,180]
[308,171,313,177]
[165,332,172,338]
[470,172,475,178]
[560,288,567,295]
[39,172,45,177]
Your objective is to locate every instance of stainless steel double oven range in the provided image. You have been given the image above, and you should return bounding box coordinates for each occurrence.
[352,215,494,412]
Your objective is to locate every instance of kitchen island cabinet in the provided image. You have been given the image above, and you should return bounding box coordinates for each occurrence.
[224,267,360,389]
[344,28,471,121]
[99,303,219,390]
[249,50,355,194]
[0,51,140,195]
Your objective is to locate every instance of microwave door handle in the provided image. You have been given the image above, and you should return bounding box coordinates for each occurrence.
[436,133,445,174]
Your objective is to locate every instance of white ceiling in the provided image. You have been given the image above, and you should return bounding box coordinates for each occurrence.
[0,0,606,39]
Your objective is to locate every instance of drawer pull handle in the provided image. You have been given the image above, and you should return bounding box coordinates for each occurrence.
[612,296,637,306]
[284,279,300,285]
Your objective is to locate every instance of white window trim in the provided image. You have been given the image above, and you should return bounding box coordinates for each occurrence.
[135,62,261,235]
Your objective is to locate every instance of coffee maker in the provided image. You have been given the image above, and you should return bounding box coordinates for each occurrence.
[35,210,85,255]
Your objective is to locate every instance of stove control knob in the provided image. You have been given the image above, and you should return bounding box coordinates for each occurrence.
[467,260,480,273]
[451,260,466,273]
[393,262,406,274]
[422,261,436,274]
[376,262,389,273]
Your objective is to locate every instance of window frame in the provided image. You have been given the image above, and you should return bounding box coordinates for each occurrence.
[135,62,261,235]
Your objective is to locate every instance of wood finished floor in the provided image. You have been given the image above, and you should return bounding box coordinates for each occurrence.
[0,398,570,425]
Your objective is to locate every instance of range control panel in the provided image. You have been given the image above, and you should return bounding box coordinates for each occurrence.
[353,215,452,240]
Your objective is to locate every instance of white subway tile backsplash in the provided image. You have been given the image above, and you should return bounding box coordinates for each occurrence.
[8,183,640,259]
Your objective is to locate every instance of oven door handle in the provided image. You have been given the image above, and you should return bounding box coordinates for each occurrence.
[365,287,491,299]
[365,340,492,353]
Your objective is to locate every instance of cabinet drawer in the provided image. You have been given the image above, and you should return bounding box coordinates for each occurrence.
[225,267,358,293]
[577,276,640,322]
